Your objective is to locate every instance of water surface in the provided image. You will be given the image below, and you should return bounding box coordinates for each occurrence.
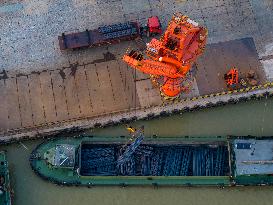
[2,98,273,205]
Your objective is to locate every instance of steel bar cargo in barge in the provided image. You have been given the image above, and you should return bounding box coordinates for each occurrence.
[29,136,273,186]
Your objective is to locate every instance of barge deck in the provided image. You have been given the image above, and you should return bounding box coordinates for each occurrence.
[30,136,273,187]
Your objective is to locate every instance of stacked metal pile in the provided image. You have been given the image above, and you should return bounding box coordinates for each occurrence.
[98,22,134,33]
[80,147,116,176]
[98,22,138,40]
[134,146,228,176]
[192,146,227,176]
[132,146,192,176]
[80,144,228,177]
[117,134,144,175]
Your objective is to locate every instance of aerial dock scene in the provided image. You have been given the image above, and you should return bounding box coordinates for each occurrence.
[1,0,273,204]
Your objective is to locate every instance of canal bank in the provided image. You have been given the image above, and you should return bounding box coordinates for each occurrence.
[1,97,273,205]
[1,85,273,144]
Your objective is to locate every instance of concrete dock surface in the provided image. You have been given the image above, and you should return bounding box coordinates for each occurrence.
[0,57,147,131]
[196,38,266,95]
[0,0,272,135]
[1,0,273,73]
[0,37,266,133]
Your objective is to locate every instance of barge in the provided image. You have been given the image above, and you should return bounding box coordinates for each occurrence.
[0,151,12,205]
[29,136,273,186]
[58,21,140,50]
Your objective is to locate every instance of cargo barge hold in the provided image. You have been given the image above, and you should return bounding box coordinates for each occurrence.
[29,136,273,186]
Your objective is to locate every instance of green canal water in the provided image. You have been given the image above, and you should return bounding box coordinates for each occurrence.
[1,98,273,205]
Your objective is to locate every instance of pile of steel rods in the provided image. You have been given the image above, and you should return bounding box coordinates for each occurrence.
[80,147,116,176]
[80,144,228,176]
[192,146,227,176]
[117,134,144,165]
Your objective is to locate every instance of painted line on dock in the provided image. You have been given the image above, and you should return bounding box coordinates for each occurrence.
[162,82,273,104]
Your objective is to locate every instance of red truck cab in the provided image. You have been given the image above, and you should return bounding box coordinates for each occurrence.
[146,16,162,37]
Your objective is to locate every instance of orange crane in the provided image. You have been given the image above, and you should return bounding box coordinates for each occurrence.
[123,13,208,98]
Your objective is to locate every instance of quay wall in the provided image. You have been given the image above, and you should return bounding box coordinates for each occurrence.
[1,83,273,144]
